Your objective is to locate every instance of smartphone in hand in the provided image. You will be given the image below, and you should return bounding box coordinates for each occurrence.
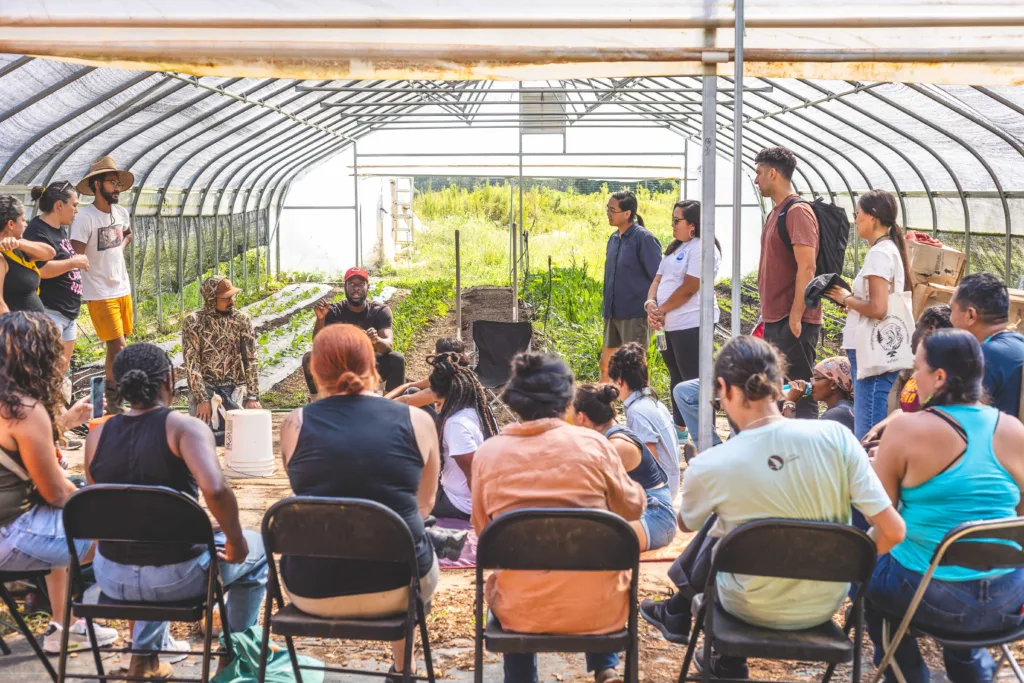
[90,377,105,420]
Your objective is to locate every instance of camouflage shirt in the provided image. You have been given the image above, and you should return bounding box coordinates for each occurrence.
[182,278,259,399]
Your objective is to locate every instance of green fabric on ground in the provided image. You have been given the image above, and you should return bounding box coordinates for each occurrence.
[212,626,325,683]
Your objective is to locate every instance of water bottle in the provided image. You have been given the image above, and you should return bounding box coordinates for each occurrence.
[654,329,667,351]
[782,383,812,397]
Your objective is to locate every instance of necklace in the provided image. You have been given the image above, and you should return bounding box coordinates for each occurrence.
[742,415,784,430]
[871,233,891,246]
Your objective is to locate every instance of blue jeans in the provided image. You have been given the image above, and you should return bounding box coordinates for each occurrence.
[673,379,722,452]
[641,487,677,551]
[503,652,619,683]
[0,504,91,571]
[93,530,268,652]
[847,350,899,441]
[866,553,1024,683]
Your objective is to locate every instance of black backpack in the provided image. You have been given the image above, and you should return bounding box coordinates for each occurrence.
[777,197,850,278]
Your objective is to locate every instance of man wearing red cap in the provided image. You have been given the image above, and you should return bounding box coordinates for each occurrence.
[302,266,405,397]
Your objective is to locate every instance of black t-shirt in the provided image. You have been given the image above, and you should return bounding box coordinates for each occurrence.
[324,300,393,332]
[1,251,44,313]
[24,217,82,320]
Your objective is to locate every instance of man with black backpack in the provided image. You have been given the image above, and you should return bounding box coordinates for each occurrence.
[754,147,849,419]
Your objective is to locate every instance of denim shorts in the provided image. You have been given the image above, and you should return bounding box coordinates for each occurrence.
[641,486,677,551]
[0,504,91,572]
[44,308,78,342]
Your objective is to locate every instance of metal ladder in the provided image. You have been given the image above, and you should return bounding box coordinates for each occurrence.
[391,177,415,253]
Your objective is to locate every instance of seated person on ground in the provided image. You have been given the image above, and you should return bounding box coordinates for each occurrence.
[85,343,268,680]
[385,337,469,409]
[781,356,855,431]
[641,335,904,678]
[868,328,1024,683]
[427,351,498,522]
[863,304,952,442]
[303,266,405,396]
[572,383,676,552]
[608,342,681,499]
[472,352,646,683]
[0,311,119,654]
[950,273,1024,416]
[280,324,441,680]
[181,275,261,438]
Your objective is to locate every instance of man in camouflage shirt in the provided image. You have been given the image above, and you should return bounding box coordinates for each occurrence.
[182,276,261,432]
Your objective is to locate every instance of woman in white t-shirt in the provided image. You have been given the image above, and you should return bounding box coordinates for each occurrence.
[427,352,499,520]
[644,200,721,432]
[825,190,912,440]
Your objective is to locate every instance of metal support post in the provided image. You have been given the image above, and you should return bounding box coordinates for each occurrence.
[243,209,249,290]
[731,0,745,336]
[155,215,163,331]
[514,88,522,323]
[228,212,235,281]
[698,63,720,452]
[683,139,689,200]
[455,229,462,341]
[177,217,184,317]
[353,141,361,267]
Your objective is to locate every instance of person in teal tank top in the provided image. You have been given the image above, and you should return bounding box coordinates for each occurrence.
[870,329,1024,683]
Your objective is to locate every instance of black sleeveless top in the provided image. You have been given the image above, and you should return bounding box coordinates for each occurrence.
[0,444,38,529]
[283,394,434,599]
[606,424,668,490]
[90,408,204,566]
[2,250,44,313]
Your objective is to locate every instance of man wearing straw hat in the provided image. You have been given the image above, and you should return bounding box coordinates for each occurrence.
[71,156,135,414]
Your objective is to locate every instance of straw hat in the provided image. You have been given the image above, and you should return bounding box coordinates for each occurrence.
[76,156,135,196]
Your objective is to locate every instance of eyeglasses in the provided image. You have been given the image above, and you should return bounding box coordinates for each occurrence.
[606,206,625,214]
[103,178,123,188]
[671,217,685,225]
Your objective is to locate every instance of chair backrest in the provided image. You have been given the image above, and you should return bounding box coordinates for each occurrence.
[62,484,213,546]
[936,517,1024,572]
[472,320,532,387]
[476,508,639,572]
[262,496,419,570]
[711,519,876,585]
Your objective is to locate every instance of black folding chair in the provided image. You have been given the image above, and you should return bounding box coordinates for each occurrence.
[58,485,233,683]
[871,516,1024,683]
[258,496,435,683]
[471,320,532,422]
[474,508,640,683]
[0,570,57,681]
[679,519,876,683]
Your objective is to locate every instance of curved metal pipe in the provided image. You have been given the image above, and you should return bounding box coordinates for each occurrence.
[0,66,94,127]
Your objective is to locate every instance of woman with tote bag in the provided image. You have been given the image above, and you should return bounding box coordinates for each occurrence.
[825,190,914,440]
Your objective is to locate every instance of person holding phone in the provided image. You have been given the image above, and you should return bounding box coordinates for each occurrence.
[70,157,135,416]
[85,343,267,680]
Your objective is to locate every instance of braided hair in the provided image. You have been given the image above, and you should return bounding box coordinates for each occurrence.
[428,352,498,457]
[113,343,173,408]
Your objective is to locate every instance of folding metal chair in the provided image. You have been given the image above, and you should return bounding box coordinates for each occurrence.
[871,516,1024,683]
[0,570,57,681]
[58,484,233,683]
[474,508,640,683]
[258,496,435,683]
[679,519,876,683]
[471,320,532,422]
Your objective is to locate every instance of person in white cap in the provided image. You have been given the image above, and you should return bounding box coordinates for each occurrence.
[70,156,135,414]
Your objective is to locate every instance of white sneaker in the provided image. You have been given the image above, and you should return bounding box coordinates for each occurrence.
[118,638,190,669]
[42,620,119,653]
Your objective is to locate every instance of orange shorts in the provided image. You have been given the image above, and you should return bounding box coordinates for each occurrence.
[87,295,133,342]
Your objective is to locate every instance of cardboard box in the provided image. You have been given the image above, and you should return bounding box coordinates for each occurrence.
[913,282,1024,331]
[906,241,967,287]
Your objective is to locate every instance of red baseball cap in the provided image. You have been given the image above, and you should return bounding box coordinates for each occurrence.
[344,266,370,282]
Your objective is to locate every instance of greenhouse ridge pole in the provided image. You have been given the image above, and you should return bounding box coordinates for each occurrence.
[731,0,744,336]
[514,81,522,323]
[455,229,462,341]
[353,141,361,268]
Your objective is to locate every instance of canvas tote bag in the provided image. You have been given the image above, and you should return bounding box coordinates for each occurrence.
[855,250,915,379]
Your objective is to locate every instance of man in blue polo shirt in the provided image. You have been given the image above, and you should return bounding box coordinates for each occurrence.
[601,190,662,382]
[951,272,1024,416]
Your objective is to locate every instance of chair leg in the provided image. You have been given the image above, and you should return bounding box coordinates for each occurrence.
[1002,644,1024,683]
[417,599,436,683]
[200,601,216,683]
[880,619,908,683]
[256,592,273,683]
[678,610,704,683]
[285,635,303,683]
[0,584,57,681]
[56,570,74,683]
[83,618,104,676]
[216,582,234,661]
[700,639,713,683]
[403,615,416,683]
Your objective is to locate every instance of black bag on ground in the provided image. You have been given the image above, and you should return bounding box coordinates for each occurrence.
[777,197,851,279]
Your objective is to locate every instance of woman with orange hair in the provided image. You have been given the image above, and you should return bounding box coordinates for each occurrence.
[279,324,441,679]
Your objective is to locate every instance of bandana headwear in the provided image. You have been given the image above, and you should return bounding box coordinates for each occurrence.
[815,356,853,398]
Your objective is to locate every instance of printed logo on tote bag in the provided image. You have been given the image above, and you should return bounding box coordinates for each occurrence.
[871,315,912,359]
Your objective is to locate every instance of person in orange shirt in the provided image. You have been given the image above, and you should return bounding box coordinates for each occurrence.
[471,352,646,683]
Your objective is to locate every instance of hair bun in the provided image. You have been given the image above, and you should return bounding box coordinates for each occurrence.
[333,370,365,395]
[512,352,544,376]
[597,384,620,404]
[30,186,45,202]
[119,368,149,386]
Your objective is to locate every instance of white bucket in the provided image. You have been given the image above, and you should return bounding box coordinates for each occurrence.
[223,409,275,478]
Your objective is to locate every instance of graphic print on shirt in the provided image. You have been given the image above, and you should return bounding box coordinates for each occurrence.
[96,222,124,251]
[61,238,83,296]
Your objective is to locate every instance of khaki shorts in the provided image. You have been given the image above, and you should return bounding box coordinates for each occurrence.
[603,316,650,349]
[87,295,133,342]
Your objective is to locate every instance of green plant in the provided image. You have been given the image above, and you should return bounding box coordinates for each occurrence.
[387,277,455,356]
